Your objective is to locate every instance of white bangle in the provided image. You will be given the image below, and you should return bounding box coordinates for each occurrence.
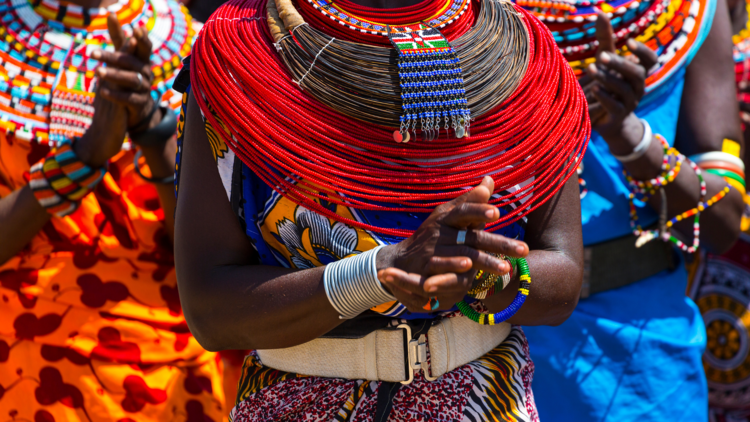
[323,246,395,319]
[612,118,652,163]
[688,151,745,172]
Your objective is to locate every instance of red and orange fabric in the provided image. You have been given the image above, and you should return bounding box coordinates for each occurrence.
[0,131,226,421]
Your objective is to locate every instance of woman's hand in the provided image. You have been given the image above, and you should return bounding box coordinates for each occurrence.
[377,177,529,312]
[93,14,158,130]
[585,11,658,154]
[74,13,157,167]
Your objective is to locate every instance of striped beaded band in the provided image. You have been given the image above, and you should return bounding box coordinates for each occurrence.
[55,139,107,190]
[40,153,90,202]
[29,160,79,217]
[457,257,530,326]
[27,139,107,218]
[323,245,396,319]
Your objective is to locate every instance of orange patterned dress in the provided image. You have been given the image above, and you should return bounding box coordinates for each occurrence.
[0,132,225,421]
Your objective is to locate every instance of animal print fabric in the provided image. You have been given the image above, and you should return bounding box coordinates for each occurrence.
[230,324,538,422]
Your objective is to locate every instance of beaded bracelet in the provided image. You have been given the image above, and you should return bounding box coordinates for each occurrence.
[55,139,106,190]
[623,135,683,196]
[28,139,106,218]
[467,254,513,300]
[29,161,80,217]
[457,257,530,326]
[662,185,731,253]
[630,157,706,252]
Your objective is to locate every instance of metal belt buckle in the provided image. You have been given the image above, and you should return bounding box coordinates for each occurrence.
[397,323,439,385]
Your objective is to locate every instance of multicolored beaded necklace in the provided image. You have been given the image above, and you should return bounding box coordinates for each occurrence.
[0,0,196,145]
[513,0,714,93]
[734,0,750,124]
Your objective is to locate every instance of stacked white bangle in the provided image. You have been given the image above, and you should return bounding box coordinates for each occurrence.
[324,245,395,319]
[612,118,652,163]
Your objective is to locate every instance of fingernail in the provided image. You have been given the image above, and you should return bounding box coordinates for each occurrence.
[515,244,526,255]
[587,64,597,75]
[92,50,101,59]
[461,259,471,267]
[385,276,393,282]
[599,52,610,63]
[98,68,106,76]
[485,208,496,219]
[626,39,637,49]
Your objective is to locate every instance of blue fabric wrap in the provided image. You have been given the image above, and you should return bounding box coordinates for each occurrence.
[524,1,716,418]
[240,165,526,321]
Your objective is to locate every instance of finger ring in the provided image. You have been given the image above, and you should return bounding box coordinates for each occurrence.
[136,73,143,90]
[456,230,467,245]
[422,297,439,311]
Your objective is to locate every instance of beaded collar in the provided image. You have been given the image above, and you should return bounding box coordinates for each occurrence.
[514,0,714,93]
[733,0,750,62]
[0,0,196,144]
[305,0,470,35]
[733,0,750,122]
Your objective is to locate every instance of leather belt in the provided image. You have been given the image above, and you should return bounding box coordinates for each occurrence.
[257,316,510,384]
[581,233,677,298]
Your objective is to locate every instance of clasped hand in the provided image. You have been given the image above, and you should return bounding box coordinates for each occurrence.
[74,13,157,167]
[378,177,529,312]
[583,10,658,151]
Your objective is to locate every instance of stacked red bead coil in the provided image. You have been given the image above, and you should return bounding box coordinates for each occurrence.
[190,0,590,237]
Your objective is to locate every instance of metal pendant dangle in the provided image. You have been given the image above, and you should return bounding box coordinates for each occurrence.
[388,23,470,142]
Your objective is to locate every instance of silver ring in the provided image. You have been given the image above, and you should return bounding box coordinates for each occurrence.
[457,230,467,245]
[136,73,143,90]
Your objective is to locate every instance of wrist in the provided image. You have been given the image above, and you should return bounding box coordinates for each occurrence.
[73,133,110,168]
[600,113,645,155]
[376,243,401,272]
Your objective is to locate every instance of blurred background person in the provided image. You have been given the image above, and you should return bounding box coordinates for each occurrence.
[686,0,750,420]
[0,0,226,419]
[517,0,746,418]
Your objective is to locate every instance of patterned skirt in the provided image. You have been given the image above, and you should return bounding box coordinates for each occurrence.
[230,325,538,422]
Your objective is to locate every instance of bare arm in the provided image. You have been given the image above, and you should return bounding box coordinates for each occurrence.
[672,0,744,253]
[588,3,743,255]
[0,15,179,265]
[484,176,583,326]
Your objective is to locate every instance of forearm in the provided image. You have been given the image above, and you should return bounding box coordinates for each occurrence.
[620,117,743,254]
[139,137,177,241]
[0,187,51,265]
[177,260,343,351]
[483,248,581,326]
[74,95,128,168]
[481,176,583,326]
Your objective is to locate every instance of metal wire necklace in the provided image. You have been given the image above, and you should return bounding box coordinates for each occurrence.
[270,0,529,142]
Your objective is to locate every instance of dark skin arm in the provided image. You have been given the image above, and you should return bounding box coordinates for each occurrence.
[0,14,177,265]
[587,2,743,255]
[175,90,583,352]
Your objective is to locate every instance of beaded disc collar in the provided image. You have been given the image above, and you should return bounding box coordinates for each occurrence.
[513,0,714,93]
[0,0,196,145]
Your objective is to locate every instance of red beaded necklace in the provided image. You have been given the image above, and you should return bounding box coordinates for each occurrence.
[190,0,590,237]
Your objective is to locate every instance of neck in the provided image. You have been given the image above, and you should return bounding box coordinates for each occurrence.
[61,0,118,8]
[344,0,425,8]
